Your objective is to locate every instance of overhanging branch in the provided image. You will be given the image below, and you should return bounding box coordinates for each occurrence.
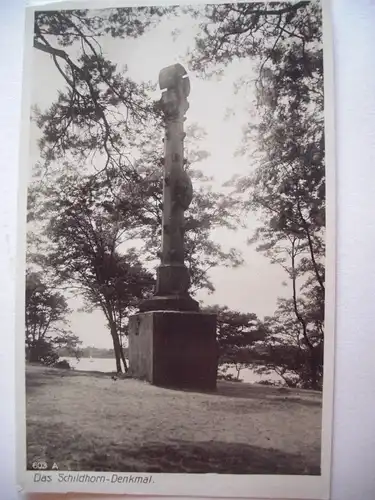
[34,39,69,60]
[241,1,310,17]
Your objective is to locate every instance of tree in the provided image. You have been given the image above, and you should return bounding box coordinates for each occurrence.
[186,1,325,389]
[187,1,314,78]
[29,172,154,373]
[25,270,81,365]
[186,1,324,282]
[244,228,323,389]
[205,305,265,380]
[33,7,172,171]
[252,297,324,389]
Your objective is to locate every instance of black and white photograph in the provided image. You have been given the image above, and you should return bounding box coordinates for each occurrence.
[18,0,335,497]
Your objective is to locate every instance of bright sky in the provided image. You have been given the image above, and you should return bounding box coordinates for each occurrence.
[29,8,288,348]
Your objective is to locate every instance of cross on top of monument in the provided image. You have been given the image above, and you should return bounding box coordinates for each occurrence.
[159,63,190,97]
[158,64,191,120]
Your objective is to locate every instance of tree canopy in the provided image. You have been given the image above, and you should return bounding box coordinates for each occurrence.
[186,0,325,389]
[33,7,171,170]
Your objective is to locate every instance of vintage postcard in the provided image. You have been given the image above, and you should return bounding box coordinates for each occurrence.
[16,0,335,498]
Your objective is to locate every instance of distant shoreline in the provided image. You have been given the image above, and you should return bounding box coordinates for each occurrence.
[76,355,114,359]
[61,356,284,385]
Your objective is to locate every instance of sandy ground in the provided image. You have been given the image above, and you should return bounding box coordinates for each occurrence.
[26,364,322,474]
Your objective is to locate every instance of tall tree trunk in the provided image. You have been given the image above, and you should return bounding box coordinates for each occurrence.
[309,348,322,391]
[105,301,129,374]
[119,343,128,373]
[290,240,321,390]
[28,345,39,363]
[290,241,313,351]
[110,322,128,373]
[297,200,325,293]
[111,333,122,373]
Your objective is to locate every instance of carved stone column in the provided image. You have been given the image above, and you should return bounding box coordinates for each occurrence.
[129,64,218,392]
[140,63,199,312]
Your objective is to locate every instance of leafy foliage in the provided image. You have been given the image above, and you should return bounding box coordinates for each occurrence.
[33,7,171,170]
[204,305,265,380]
[29,172,154,372]
[187,0,325,389]
[252,298,324,389]
[25,270,81,365]
[54,359,72,369]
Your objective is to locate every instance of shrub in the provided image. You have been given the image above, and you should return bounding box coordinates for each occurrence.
[54,359,71,369]
[26,339,59,366]
[217,372,243,383]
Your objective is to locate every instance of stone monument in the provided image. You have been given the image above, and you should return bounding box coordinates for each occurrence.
[128,63,218,391]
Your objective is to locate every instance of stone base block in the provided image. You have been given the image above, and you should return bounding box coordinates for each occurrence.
[128,311,218,391]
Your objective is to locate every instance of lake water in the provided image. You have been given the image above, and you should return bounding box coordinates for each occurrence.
[62,357,282,384]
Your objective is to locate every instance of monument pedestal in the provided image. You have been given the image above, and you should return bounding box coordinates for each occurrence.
[128,311,218,391]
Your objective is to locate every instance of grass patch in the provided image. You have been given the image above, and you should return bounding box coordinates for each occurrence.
[26,364,322,475]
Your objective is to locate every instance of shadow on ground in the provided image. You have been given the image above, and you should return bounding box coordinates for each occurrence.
[169,383,322,407]
[27,420,320,476]
[26,365,322,409]
[80,440,321,475]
